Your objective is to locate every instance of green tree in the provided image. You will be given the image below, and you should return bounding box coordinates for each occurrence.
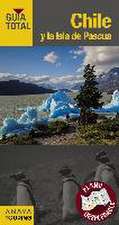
[76,64,103,124]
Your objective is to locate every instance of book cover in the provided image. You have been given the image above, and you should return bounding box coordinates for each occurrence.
[0,0,119,224]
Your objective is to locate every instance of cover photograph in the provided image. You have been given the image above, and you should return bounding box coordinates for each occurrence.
[0,0,119,225]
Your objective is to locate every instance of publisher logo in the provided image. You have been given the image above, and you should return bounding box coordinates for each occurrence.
[0,206,34,225]
[5,9,31,30]
[0,0,33,46]
[76,181,116,223]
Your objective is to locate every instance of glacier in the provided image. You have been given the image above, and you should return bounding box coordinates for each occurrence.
[0,107,38,138]
[38,91,80,119]
[97,89,119,113]
[0,91,80,139]
[0,90,119,139]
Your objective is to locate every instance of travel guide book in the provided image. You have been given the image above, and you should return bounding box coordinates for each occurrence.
[0,0,119,225]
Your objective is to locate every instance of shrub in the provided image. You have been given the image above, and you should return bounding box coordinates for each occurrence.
[34,124,48,137]
[48,120,68,135]
[99,118,119,132]
[76,117,119,144]
[77,124,104,144]
[78,112,98,124]
[0,134,38,145]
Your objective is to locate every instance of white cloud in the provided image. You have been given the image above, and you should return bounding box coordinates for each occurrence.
[76,67,83,73]
[0,73,51,86]
[43,51,58,64]
[82,46,119,74]
[70,47,84,59]
[1,47,118,90]
[49,75,83,89]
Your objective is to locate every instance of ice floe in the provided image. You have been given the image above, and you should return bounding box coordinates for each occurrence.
[39,91,80,119]
[98,90,119,113]
[0,90,119,139]
[0,91,80,138]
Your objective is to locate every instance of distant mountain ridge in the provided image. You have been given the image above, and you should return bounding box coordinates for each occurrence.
[98,67,119,93]
[0,80,55,95]
[72,67,119,93]
[71,83,81,91]
[0,67,119,95]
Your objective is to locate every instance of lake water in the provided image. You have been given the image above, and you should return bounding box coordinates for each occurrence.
[0,94,48,125]
[0,92,111,126]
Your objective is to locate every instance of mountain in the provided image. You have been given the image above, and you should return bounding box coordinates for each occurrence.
[71,67,119,93]
[38,83,55,90]
[1,67,119,95]
[0,80,55,95]
[71,83,81,91]
[59,88,71,92]
[98,67,119,93]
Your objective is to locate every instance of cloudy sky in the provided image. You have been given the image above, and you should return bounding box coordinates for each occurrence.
[0,46,119,89]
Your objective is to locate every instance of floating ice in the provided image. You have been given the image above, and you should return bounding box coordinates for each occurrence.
[18,107,38,125]
[38,91,80,119]
[0,90,119,139]
[0,91,80,138]
[0,117,33,138]
[49,104,80,118]
[98,90,119,113]
[0,107,41,139]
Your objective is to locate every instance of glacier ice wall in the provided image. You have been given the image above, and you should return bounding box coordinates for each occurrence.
[0,91,80,138]
[98,90,119,113]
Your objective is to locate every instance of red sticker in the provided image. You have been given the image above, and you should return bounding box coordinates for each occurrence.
[76,181,117,223]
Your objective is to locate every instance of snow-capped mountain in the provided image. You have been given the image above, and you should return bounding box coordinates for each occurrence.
[71,67,119,93]
[98,67,119,93]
